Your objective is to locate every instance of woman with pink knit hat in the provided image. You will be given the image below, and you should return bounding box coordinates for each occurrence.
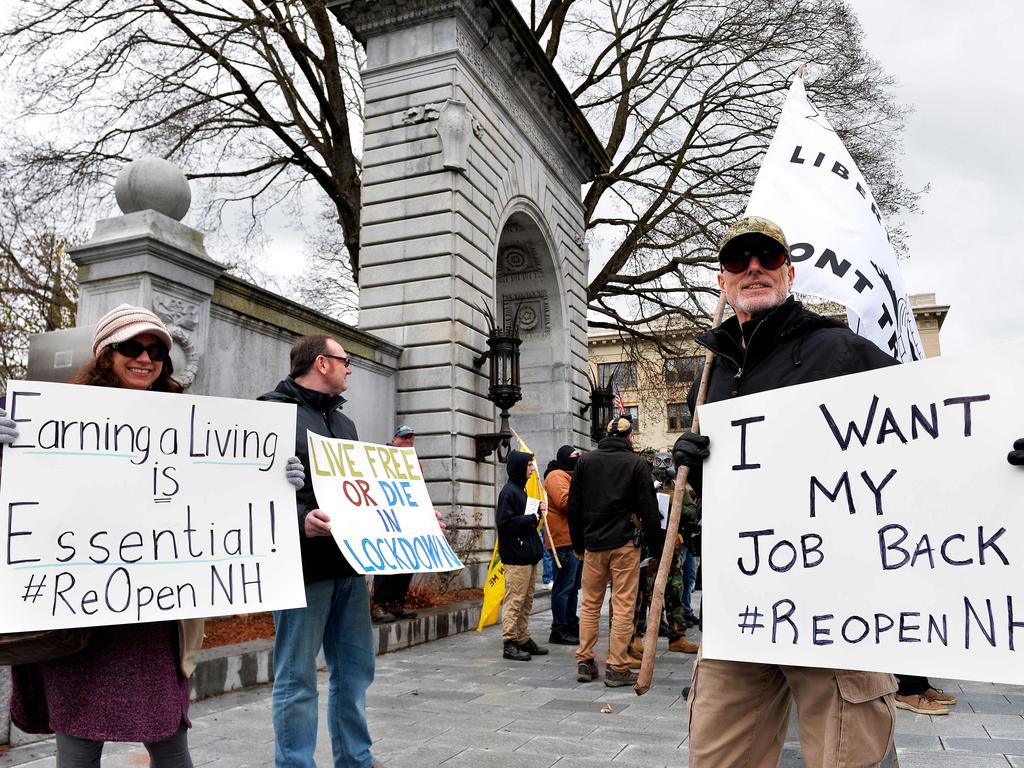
[3,304,304,766]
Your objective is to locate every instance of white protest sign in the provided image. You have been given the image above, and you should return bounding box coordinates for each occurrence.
[307,434,463,575]
[0,380,305,632]
[698,341,1024,684]
[746,75,924,363]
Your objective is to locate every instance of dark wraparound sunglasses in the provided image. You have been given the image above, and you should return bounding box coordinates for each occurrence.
[720,245,789,274]
[322,353,352,367]
[110,339,169,362]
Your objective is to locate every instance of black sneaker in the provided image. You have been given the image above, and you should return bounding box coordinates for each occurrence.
[577,659,597,682]
[548,629,579,646]
[683,613,699,628]
[519,638,549,656]
[503,641,531,661]
[604,667,639,688]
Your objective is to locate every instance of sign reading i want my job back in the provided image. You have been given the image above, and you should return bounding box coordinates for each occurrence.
[0,380,306,632]
[697,341,1024,684]
[307,434,463,575]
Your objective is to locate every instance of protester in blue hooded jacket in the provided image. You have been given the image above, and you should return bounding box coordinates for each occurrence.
[495,450,548,661]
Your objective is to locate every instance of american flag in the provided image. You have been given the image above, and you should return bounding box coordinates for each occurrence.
[613,391,626,416]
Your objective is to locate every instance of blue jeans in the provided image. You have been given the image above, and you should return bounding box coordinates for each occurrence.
[549,546,581,632]
[272,577,375,768]
[542,544,554,584]
[681,546,698,616]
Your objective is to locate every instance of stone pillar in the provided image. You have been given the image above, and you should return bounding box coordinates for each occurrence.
[69,157,224,391]
[330,0,605,577]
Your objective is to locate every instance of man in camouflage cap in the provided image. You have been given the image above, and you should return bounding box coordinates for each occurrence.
[673,216,903,767]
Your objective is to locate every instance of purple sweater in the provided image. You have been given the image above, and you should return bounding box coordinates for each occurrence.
[12,621,190,742]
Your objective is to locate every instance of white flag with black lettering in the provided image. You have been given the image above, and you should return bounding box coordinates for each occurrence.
[746,75,924,363]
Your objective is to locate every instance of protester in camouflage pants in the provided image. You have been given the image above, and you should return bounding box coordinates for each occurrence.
[630,492,698,655]
[633,544,686,639]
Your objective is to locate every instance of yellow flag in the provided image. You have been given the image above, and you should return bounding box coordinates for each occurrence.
[476,542,504,631]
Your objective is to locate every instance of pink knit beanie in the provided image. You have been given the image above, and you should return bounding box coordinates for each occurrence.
[91,304,174,357]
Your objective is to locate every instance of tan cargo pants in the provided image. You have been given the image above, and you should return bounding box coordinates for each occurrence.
[688,653,896,768]
[575,542,640,672]
[501,563,537,643]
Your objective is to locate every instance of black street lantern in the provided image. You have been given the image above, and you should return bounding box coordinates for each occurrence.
[473,303,523,461]
[580,372,615,444]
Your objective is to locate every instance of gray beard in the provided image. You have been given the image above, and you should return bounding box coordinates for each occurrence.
[732,286,791,318]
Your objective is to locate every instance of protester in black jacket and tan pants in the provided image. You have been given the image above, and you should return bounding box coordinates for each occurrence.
[568,417,663,687]
[495,450,548,661]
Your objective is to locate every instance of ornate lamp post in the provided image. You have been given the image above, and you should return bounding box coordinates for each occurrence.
[580,371,615,444]
[473,304,523,461]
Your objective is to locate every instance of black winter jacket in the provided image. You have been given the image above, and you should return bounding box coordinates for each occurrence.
[567,436,663,558]
[259,376,359,584]
[495,450,544,566]
[686,297,898,494]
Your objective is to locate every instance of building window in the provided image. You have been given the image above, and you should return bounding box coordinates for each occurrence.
[597,361,637,390]
[667,402,692,431]
[664,356,704,387]
[624,405,640,431]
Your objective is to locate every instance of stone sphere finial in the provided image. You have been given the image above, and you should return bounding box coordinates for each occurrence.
[114,156,192,221]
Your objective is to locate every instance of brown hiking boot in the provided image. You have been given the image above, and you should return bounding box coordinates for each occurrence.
[923,687,958,705]
[668,636,699,654]
[604,667,639,688]
[894,694,949,715]
[577,659,598,682]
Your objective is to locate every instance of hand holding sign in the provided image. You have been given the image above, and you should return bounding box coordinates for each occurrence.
[0,409,16,446]
[1009,438,1024,466]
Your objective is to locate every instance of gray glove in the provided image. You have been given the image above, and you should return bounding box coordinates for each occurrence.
[0,409,18,447]
[285,456,306,489]
[1009,439,1024,467]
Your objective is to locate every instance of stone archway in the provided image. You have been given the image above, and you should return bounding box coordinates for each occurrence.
[495,206,572,466]
[332,0,609,578]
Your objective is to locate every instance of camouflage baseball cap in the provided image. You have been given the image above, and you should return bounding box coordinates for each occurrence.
[606,416,633,436]
[719,216,789,259]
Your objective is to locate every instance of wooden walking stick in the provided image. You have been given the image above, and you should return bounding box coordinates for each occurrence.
[634,292,727,696]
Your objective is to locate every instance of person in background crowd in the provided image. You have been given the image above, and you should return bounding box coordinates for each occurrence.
[496,450,548,661]
[568,417,663,687]
[630,447,698,662]
[543,445,582,645]
[541,540,554,589]
[371,425,421,623]
[1,304,302,767]
[259,335,383,768]
[894,675,956,715]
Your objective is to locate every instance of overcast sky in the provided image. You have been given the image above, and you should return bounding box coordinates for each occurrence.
[848,0,1023,354]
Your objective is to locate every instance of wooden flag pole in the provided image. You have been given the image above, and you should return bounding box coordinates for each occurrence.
[634,292,727,696]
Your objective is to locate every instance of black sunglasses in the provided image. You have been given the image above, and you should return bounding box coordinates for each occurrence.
[110,339,169,362]
[720,245,789,274]
[322,353,352,368]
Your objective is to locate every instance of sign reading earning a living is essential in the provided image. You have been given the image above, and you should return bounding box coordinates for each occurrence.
[308,434,463,575]
[0,380,305,632]
[697,341,1024,684]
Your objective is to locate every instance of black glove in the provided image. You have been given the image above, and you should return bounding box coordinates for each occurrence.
[1009,438,1024,466]
[672,433,710,470]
